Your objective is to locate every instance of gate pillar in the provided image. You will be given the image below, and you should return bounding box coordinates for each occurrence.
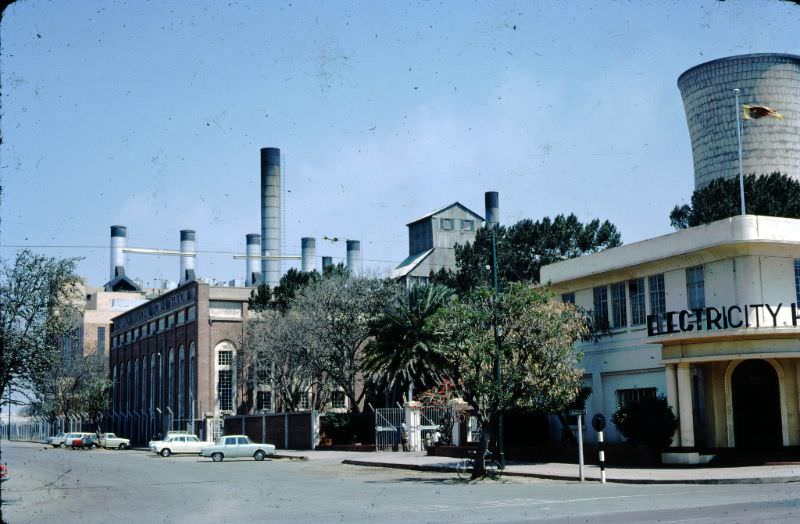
[404,401,422,451]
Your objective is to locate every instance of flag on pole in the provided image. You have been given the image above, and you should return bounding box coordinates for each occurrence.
[742,104,784,120]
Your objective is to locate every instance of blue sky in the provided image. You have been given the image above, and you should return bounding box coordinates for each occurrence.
[2,0,798,287]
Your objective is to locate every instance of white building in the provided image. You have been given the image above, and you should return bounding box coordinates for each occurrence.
[541,215,800,464]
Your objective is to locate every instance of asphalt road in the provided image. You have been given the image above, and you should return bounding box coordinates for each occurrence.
[2,441,800,524]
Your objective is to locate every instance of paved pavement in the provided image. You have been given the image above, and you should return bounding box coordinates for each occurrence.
[280,450,800,484]
[4,441,800,523]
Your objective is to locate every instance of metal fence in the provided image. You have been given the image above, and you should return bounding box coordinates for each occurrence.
[419,406,450,450]
[374,407,404,451]
[1,418,54,443]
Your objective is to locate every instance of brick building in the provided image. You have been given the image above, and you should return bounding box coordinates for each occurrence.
[109,281,252,445]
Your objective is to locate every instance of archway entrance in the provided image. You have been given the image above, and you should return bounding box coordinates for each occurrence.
[732,359,782,450]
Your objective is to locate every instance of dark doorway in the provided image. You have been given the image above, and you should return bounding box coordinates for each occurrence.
[732,359,782,450]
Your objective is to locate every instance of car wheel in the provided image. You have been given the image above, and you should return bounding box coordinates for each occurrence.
[211,453,223,462]
[119,443,128,450]
[51,444,59,448]
[160,448,171,457]
[254,450,266,461]
[59,442,66,448]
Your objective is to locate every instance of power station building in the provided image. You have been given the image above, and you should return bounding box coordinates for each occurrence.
[540,54,800,463]
[390,192,497,285]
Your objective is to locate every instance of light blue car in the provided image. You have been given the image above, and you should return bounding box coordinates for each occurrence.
[201,435,276,462]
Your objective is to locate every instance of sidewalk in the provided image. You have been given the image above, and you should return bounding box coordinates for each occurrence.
[280,450,800,484]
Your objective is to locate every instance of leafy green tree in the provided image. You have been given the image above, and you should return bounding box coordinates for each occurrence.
[364,283,454,398]
[430,283,589,477]
[670,172,800,229]
[454,215,622,291]
[0,250,82,402]
[248,284,273,312]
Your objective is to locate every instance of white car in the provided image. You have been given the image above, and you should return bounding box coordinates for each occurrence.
[201,435,276,462]
[47,433,66,447]
[100,433,130,450]
[149,433,205,457]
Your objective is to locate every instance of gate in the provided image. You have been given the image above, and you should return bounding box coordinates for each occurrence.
[419,406,450,450]
[374,408,404,451]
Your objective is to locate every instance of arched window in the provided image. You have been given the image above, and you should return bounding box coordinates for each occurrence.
[141,356,146,412]
[178,345,185,419]
[112,365,118,412]
[168,348,175,413]
[149,354,156,412]
[126,362,131,413]
[215,341,236,412]
[189,343,196,419]
[133,360,139,411]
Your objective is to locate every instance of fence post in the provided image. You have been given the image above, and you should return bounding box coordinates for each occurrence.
[262,414,266,444]
[404,401,421,451]
[284,413,289,449]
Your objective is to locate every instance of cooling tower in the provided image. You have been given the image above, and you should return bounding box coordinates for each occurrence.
[678,54,800,189]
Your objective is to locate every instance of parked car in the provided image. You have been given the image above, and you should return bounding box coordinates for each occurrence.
[47,432,66,447]
[70,433,93,449]
[80,434,100,449]
[99,433,130,450]
[54,432,84,448]
[149,433,205,457]
[1,463,8,482]
[201,435,276,462]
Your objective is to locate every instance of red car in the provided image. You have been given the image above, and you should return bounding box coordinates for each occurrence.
[70,433,94,449]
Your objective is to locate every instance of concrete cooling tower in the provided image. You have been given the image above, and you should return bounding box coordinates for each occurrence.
[678,53,800,189]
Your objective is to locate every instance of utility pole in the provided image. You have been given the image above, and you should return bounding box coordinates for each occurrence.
[491,228,505,468]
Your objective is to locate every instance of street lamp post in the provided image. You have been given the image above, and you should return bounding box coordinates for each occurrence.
[490,228,505,468]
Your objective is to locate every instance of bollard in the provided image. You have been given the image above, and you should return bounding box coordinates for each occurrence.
[598,430,606,484]
[576,413,584,482]
[591,413,607,484]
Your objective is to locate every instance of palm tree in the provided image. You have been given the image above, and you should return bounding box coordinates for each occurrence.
[365,283,454,399]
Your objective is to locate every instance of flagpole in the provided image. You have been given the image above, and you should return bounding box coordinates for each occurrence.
[734,88,746,216]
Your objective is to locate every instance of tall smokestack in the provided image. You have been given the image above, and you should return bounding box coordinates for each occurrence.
[179,229,196,284]
[322,256,333,271]
[246,234,261,286]
[301,237,316,272]
[484,191,499,227]
[260,147,281,288]
[346,240,361,274]
[109,225,127,280]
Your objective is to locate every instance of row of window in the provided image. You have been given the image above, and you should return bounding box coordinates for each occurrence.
[577,267,705,331]
[440,218,475,231]
[113,343,197,420]
[112,306,197,349]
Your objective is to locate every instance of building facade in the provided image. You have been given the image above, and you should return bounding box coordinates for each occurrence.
[541,215,800,463]
[109,281,252,445]
[390,202,485,285]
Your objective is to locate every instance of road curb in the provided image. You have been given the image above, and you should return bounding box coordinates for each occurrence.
[272,454,308,461]
[341,459,800,485]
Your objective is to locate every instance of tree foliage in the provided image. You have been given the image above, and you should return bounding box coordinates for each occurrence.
[364,283,454,393]
[453,215,622,290]
[27,351,111,431]
[430,283,589,475]
[612,395,677,450]
[247,273,391,414]
[0,250,82,401]
[670,172,800,229]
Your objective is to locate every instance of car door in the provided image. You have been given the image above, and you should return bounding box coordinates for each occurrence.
[224,436,239,457]
[237,437,250,457]
[185,436,200,453]
[173,436,187,453]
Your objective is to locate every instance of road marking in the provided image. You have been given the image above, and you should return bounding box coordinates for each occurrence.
[393,491,697,513]
[660,518,716,523]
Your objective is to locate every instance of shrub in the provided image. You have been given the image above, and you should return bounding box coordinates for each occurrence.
[611,395,677,449]
[319,413,373,445]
